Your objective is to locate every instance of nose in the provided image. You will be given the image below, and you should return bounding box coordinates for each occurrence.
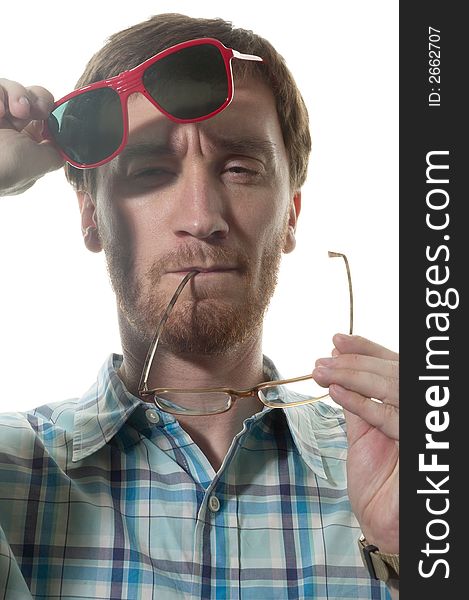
[171,160,230,241]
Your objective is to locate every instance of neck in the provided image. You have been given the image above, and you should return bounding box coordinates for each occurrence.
[117,313,266,471]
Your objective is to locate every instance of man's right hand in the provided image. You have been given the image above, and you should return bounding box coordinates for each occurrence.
[0,78,65,196]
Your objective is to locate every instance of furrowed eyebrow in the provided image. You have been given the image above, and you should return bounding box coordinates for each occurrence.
[211,136,278,160]
[116,136,278,167]
[117,142,177,165]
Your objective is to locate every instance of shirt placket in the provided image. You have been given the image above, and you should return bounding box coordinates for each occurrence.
[190,419,257,600]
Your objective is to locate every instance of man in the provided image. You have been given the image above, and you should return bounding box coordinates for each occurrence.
[0,13,399,600]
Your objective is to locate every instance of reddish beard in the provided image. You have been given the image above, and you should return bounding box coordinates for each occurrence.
[102,232,287,356]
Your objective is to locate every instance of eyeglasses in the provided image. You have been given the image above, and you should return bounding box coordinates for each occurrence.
[43,38,263,169]
[138,251,353,416]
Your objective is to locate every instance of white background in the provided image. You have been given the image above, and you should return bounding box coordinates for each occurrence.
[0,1,398,412]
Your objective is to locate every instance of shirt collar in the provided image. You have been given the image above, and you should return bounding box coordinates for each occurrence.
[72,354,143,462]
[262,355,335,480]
[72,354,341,480]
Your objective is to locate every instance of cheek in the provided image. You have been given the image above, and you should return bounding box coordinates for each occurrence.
[99,203,133,251]
[125,213,164,271]
[98,187,161,258]
[248,200,290,236]
[238,209,289,266]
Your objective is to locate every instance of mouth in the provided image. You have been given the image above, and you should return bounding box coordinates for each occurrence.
[168,266,238,276]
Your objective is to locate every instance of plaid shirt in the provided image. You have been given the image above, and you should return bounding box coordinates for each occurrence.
[0,354,389,599]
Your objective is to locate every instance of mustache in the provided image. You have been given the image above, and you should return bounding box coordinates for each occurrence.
[144,244,251,282]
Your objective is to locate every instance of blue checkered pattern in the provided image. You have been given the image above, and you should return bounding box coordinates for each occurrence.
[0,354,389,599]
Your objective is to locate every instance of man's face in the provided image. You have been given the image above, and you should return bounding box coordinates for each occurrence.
[84,76,300,355]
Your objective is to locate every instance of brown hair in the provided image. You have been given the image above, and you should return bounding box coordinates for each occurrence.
[64,13,311,194]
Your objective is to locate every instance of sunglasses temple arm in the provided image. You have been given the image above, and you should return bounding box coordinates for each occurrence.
[328,251,353,335]
[232,49,263,62]
[344,254,353,334]
[138,270,199,393]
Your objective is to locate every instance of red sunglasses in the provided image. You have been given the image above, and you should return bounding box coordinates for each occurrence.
[43,38,263,169]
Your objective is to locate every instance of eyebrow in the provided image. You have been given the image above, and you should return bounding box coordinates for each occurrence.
[211,136,278,161]
[116,136,278,166]
[116,142,177,165]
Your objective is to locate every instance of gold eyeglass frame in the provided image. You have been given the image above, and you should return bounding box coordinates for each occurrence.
[138,251,353,416]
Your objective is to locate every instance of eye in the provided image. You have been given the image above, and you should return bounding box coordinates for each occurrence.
[222,160,263,183]
[227,165,254,174]
[128,167,178,188]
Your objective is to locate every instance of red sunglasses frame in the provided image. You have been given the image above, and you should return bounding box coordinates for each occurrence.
[43,37,263,169]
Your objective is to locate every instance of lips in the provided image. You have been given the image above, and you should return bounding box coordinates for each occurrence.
[169,266,238,274]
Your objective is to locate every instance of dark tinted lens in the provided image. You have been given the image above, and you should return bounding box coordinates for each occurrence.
[143,44,228,120]
[47,87,123,166]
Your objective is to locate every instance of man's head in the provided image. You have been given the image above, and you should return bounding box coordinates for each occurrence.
[65,13,311,195]
[71,13,311,357]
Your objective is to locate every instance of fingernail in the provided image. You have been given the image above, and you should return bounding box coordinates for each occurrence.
[334,333,352,342]
[316,357,334,366]
[313,366,331,379]
[18,96,30,106]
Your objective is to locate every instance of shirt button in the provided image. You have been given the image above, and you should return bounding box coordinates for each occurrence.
[145,408,160,424]
[208,495,221,512]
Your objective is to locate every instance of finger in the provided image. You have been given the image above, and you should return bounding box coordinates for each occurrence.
[332,333,398,361]
[315,354,399,404]
[0,86,6,118]
[312,364,399,406]
[0,80,54,130]
[0,78,33,122]
[26,85,55,118]
[329,383,398,440]
[0,86,18,127]
[316,353,398,381]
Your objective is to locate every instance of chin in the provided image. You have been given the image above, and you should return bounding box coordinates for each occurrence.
[111,238,284,354]
[153,297,264,355]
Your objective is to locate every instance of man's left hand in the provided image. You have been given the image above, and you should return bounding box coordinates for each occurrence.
[313,334,399,554]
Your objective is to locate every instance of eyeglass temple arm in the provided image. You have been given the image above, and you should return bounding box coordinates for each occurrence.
[232,49,263,62]
[138,270,199,394]
[328,251,353,335]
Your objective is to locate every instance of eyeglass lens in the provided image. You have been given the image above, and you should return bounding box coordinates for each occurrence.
[155,390,233,416]
[48,87,124,165]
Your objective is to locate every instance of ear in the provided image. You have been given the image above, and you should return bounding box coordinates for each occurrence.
[77,191,102,253]
[283,191,302,254]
